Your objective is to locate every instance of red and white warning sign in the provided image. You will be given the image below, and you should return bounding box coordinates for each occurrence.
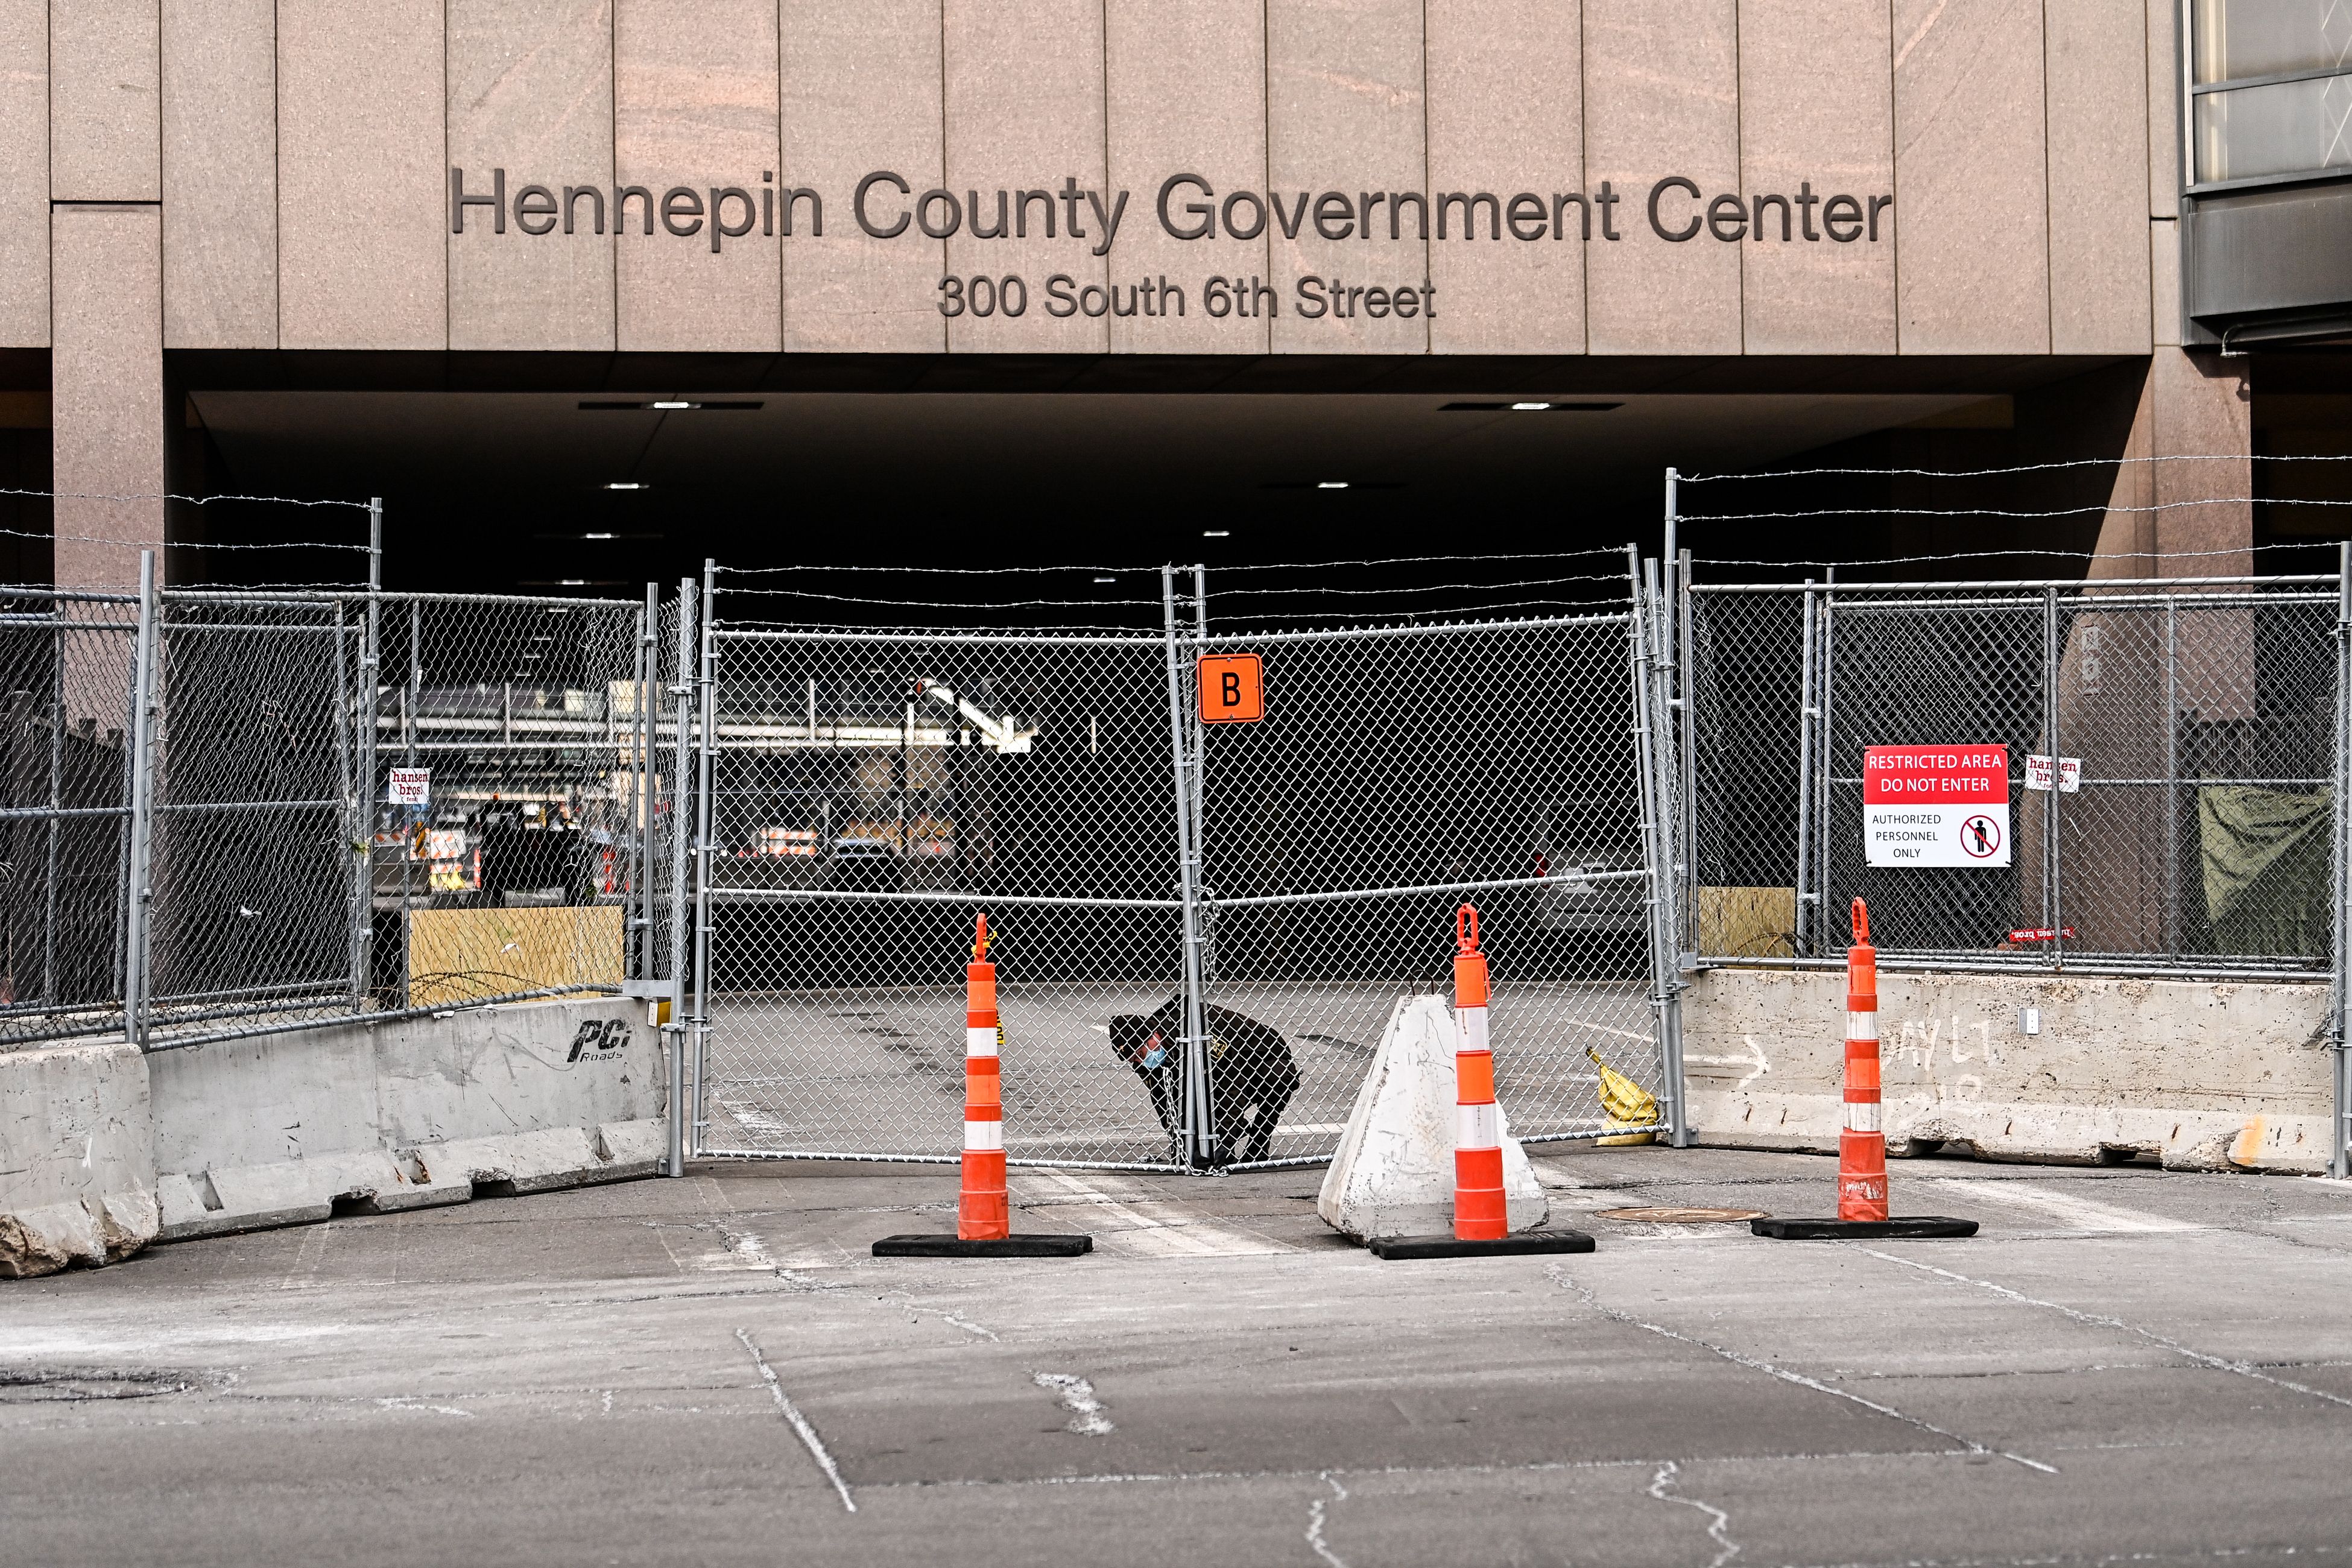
[1863,745,2011,868]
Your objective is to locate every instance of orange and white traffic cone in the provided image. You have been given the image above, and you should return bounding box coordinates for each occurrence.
[1451,905,1508,1242]
[958,915,1008,1241]
[873,914,1092,1259]
[1752,899,1976,1241]
[1838,902,1889,1223]
[1371,904,1593,1260]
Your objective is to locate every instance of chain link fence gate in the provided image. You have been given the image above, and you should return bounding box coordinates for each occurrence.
[684,557,1678,1171]
[1684,571,2346,977]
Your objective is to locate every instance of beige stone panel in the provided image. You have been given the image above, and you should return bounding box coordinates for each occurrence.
[2147,0,2178,214]
[2150,217,2180,347]
[614,0,779,353]
[2046,0,2151,355]
[1107,0,1268,354]
[0,2,47,347]
[51,0,159,201]
[1737,0,1894,355]
[1423,0,1582,355]
[52,206,163,587]
[1267,0,1427,354]
[782,0,943,354]
[942,1,1105,352]
[1892,0,2049,354]
[162,0,275,348]
[1584,0,1739,355]
[2151,347,2249,569]
[448,0,614,352]
[279,1,447,350]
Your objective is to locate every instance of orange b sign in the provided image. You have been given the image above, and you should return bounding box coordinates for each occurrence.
[1198,653,1264,724]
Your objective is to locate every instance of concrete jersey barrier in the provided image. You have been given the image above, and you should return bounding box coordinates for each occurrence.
[1,996,664,1277]
[1681,967,2332,1173]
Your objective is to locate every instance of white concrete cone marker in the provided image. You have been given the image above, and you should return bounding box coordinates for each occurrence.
[1318,995,1548,1243]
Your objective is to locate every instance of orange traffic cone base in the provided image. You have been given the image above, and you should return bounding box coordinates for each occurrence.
[1370,1230,1595,1260]
[1750,1216,1977,1240]
[873,1233,1094,1257]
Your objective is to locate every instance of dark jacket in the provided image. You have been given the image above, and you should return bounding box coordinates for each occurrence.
[1108,996,1301,1166]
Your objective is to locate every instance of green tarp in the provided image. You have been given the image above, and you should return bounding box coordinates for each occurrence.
[2199,784,2333,958]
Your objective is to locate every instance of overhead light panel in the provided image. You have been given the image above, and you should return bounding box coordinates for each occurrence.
[1203,530,1231,538]
[577,400,763,412]
[1317,481,1350,490]
[1438,400,1623,413]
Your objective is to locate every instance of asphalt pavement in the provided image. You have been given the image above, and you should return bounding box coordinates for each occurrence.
[5,1148,2352,1567]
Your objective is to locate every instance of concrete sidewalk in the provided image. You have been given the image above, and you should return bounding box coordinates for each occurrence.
[4,1148,2351,1566]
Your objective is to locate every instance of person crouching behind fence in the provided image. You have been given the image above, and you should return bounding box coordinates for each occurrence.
[1108,999,1300,1167]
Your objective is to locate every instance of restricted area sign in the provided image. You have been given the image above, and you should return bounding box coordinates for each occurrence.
[387,767,430,808]
[1862,745,2011,868]
[1198,653,1265,724]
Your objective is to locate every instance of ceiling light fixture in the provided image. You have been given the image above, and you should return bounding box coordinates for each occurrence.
[1511,402,1553,411]
[1317,481,1350,490]
[651,400,691,409]
[1093,576,1116,583]
[1203,530,1231,537]
[602,484,645,493]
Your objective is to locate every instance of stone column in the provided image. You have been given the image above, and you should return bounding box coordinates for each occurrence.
[49,1,165,591]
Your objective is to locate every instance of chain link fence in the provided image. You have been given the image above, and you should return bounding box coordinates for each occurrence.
[0,559,654,1054]
[684,561,1677,1169]
[1684,574,2347,976]
[0,590,140,1045]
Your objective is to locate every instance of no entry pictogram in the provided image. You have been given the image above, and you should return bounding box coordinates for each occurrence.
[1960,813,2003,858]
[1198,653,1264,723]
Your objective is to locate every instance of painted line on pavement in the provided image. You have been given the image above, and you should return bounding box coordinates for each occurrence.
[1861,1249,2352,1412]
[1019,1171,1297,1257]
[1923,1177,2200,1233]
[1546,1263,2058,1475]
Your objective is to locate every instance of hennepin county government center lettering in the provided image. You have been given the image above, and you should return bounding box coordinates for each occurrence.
[449,166,1893,319]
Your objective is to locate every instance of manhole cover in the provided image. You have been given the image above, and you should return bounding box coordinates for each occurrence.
[0,1367,200,1403]
[1595,1207,1770,1224]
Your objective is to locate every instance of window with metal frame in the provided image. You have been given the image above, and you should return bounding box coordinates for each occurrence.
[2190,0,2352,189]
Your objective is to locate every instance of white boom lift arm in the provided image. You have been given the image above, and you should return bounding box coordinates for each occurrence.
[912,677,1036,753]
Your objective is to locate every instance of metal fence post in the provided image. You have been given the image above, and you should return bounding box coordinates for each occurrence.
[356,498,382,1011]
[1815,569,1838,950]
[1626,546,1687,1145]
[634,585,657,982]
[400,595,420,1009]
[1160,566,1212,1171]
[1792,580,1819,956]
[689,562,718,1165]
[1677,546,1697,967]
[2332,543,2350,1180]
[2164,596,2181,961]
[663,578,697,1178]
[2044,584,2064,970]
[121,551,160,1047]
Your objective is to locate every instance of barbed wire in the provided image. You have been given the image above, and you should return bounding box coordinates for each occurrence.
[1678,454,2350,484]
[712,546,1636,578]
[1689,541,2316,569]
[1211,571,1628,601]
[713,585,1165,610]
[0,484,375,513]
[0,522,373,552]
[1687,497,2352,524]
